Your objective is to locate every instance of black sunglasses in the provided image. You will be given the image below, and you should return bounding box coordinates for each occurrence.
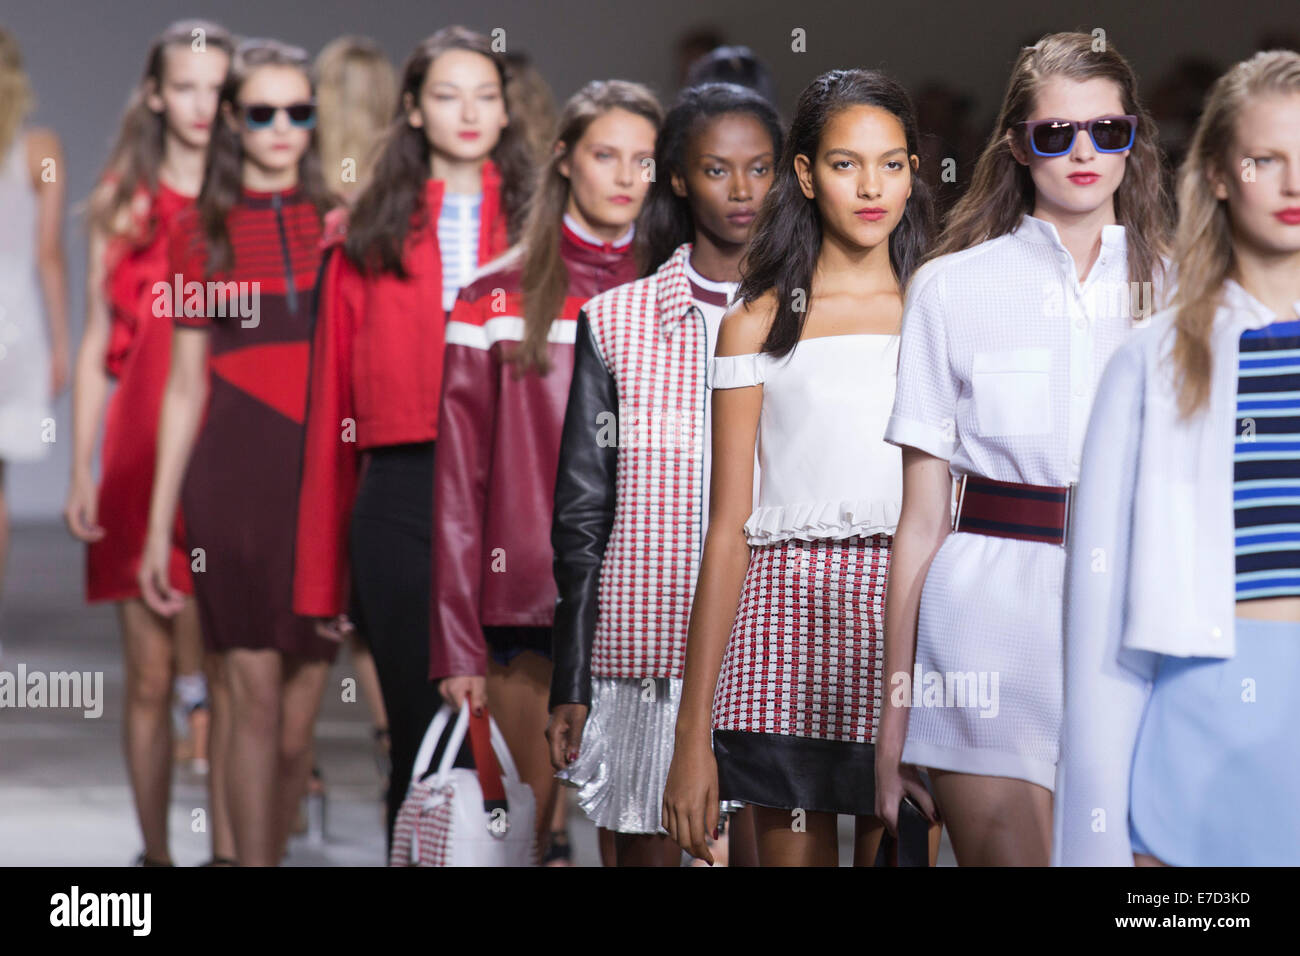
[239,102,317,130]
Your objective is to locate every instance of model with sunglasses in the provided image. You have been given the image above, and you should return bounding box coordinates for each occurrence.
[64,19,235,868]
[661,69,934,867]
[876,32,1172,866]
[293,26,531,851]
[547,83,780,866]
[139,39,336,866]
[1056,50,1300,867]
[432,80,661,860]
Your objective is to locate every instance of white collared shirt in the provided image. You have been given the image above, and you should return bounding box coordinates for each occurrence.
[885,214,1142,486]
[1054,279,1300,866]
[562,211,634,249]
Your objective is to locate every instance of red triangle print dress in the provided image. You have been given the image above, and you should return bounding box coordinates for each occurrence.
[169,187,337,661]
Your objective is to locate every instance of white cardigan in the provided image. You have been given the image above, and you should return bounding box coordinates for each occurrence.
[1053,279,1300,866]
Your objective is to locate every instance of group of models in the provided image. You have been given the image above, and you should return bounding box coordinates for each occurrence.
[0,18,1296,867]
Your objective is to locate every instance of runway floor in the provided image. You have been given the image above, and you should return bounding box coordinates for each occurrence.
[0,521,955,867]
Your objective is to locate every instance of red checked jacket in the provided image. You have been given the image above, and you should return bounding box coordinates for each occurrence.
[429,221,639,680]
[550,243,712,707]
[293,163,508,618]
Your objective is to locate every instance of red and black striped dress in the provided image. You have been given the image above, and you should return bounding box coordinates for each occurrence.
[169,186,336,660]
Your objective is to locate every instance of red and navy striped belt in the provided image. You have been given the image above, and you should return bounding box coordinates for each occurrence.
[952,474,1076,546]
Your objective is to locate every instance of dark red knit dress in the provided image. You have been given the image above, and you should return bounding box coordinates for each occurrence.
[169,186,336,661]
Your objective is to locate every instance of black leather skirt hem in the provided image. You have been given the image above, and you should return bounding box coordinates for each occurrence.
[714,729,877,817]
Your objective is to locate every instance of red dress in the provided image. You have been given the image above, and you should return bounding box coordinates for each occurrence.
[170,187,337,661]
[87,182,193,603]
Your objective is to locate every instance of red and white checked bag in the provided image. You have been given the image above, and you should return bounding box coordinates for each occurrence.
[713,533,891,743]
[582,243,708,681]
[390,783,455,867]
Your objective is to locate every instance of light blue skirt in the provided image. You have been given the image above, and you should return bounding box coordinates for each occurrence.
[1129,615,1300,866]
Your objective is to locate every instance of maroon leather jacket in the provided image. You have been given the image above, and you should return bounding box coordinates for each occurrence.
[429,221,639,680]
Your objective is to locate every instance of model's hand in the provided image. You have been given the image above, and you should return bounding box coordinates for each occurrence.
[137,530,185,617]
[63,473,105,542]
[874,751,940,835]
[313,614,354,642]
[438,675,487,714]
[661,735,719,864]
[545,703,589,771]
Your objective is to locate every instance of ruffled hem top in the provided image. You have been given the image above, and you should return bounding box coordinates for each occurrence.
[708,333,903,546]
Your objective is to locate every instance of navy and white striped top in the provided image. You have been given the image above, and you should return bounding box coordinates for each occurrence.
[438,193,482,313]
[1234,318,1300,600]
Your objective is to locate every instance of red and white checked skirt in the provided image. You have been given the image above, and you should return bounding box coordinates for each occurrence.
[712,533,890,744]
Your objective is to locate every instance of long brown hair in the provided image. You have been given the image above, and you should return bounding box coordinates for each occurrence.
[314,36,396,200]
[736,69,935,358]
[502,51,558,166]
[197,38,334,276]
[513,79,662,373]
[344,27,534,276]
[933,32,1171,295]
[0,27,33,163]
[1170,50,1300,418]
[88,19,235,239]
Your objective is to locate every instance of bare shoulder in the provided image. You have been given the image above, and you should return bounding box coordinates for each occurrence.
[716,289,777,357]
[24,127,63,176]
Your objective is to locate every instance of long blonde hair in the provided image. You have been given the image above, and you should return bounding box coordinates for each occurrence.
[1170,50,1300,419]
[933,32,1171,295]
[513,79,662,373]
[0,28,34,162]
[314,36,397,198]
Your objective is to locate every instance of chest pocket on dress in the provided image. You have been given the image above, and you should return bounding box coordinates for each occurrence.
[970,347,1052,436]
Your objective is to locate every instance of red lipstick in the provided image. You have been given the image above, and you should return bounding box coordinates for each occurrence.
[856,207,887,221]
[1275,207,1300,225]
[1068,172,1100,186]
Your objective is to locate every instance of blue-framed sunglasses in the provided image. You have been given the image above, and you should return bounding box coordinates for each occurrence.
[1016,114,1137,157]
[239,101,317,131]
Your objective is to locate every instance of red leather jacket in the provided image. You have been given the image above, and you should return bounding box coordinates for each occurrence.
[429,221,639,680]
[293,163,508,618]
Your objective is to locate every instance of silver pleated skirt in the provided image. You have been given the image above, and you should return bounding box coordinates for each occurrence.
[557,676,679,834]
[557,677,745,835]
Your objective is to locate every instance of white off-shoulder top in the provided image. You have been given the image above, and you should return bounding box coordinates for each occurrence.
[708,332,902,546]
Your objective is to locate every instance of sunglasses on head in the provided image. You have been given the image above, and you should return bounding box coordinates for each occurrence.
[239,102,317,130]
[1015,114,1137,157]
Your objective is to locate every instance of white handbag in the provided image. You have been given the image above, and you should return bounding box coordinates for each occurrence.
[389,700,536,867]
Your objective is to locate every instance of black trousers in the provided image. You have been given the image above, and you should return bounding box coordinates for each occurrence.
[349,441,444,850]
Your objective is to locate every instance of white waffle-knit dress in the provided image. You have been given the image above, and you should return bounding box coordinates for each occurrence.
[883,214,1143,790]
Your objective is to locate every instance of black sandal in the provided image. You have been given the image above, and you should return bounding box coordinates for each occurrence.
[134,852,174,867]
[541,830,573,866]
[199,856,238,867]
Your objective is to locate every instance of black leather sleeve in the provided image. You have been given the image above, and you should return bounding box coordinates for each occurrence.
[550,310,618,710]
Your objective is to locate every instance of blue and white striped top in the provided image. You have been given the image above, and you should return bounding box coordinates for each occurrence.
[438,193,482,313]
[1234,318,1300,600]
